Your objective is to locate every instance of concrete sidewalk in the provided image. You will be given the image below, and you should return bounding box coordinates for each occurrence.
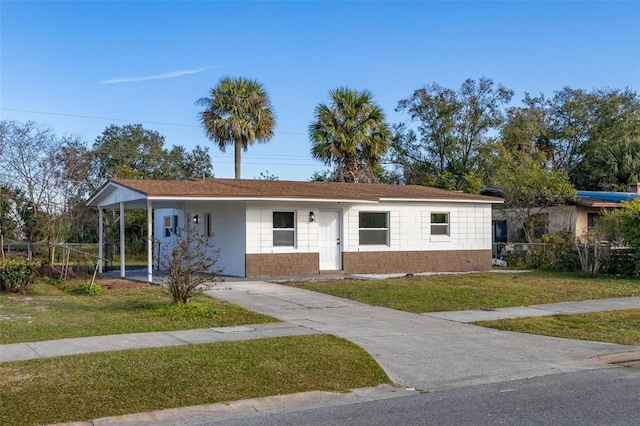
[0,322,318,363]
[426,296,640,323]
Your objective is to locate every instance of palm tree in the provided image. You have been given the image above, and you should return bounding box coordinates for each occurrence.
[309,87,391,183]
[196,77,275,179]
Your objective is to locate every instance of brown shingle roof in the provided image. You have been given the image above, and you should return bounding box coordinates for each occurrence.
[108,178,502,203]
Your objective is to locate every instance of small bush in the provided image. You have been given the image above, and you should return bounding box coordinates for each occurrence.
[160,228,222,304]
[0,259,37,293]
[69,282,103,296]
[529,232,579,272]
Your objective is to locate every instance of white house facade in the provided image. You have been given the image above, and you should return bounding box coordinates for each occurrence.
[88,178,503,281]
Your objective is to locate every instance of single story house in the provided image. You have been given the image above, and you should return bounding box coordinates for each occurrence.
[87,178,503,282]
[488,183,640,243]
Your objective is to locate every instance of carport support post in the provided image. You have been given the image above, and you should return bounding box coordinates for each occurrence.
[98,208,103,274]
[119,202,125,279]
[147,200,153,283]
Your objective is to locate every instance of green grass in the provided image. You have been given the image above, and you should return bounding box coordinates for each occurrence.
[474,309,640,346]
[0,334,390,426]
[0,281,277,344]
[287,272,640,313]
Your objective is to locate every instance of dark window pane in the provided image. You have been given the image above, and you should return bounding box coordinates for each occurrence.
[273,211,294,229]
[494,220,507,243]
[431,213,448,224]
[359,212,387,228]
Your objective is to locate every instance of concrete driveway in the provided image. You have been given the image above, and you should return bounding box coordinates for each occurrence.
[205,281,639,391]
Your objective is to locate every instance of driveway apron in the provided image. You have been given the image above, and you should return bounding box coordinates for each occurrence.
[205,281,638,391]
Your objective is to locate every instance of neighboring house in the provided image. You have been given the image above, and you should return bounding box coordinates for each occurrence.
[87,178,503,281]
[489,183,640,243]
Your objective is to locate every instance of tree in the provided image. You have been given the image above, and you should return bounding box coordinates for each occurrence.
[395,84,458,175]
[163,145,214,179]
[590,138,640,191]
[491,147,576,243]
[394,77,513,189]
[0,121,69,255]
[92,124,168,181]
[309,87,391,183]
[501,94,552,165]
[197,77,275,179]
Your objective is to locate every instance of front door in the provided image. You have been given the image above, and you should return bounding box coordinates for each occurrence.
[319,210,341,270]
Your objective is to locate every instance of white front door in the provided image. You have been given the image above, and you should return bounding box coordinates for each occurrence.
[319,210,341,270]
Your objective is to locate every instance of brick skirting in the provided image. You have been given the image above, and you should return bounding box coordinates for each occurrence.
[245,253,319,277]
[245,250,491,277]
[342,250,492,274]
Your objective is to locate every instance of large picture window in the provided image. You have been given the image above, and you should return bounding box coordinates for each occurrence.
[431,213,449,236]
[359,212,389,245]
[273,211,296,247]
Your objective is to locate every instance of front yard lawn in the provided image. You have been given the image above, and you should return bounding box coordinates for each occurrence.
[474,309,640,346]
[0,279,277,344]
[286,272,640,313]
[0,334,390,426]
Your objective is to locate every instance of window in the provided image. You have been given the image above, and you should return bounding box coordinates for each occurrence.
[163,215,179,237]
[494,220,507,243]
[359,212,389,245]
[273,211,295,247]
[163,216,172,237]
[534,213,549,238]
[206,213,213,237]
[431,213,449,236]
[587,212,600,229]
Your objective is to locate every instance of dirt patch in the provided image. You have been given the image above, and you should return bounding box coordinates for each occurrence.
[96,279,151,290]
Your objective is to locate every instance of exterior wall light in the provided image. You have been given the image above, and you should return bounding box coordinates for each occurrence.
[309,211,315,222]
[193,214,199,224]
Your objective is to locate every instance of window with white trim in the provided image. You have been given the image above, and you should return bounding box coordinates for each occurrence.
[273,211,296,247]
[359,212,389,245]
[430,213,449,236]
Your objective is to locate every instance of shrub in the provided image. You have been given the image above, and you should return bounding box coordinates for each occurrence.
[0,259,38,293]
[160,228,223,304]
[603,199,640,277]
[69,282,103,296]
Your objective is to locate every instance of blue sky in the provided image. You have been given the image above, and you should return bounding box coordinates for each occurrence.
[1,1,639,181]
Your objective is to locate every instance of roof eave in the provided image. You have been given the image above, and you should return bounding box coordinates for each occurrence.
[148,196,379,203]
[378,197,503,204]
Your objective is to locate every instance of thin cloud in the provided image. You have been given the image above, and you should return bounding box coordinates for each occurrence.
[101,66,215,84]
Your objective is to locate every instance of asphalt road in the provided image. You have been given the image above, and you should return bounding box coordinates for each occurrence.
[205,365,640,426]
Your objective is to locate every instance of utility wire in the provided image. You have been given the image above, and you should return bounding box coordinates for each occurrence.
[0,107,307,135]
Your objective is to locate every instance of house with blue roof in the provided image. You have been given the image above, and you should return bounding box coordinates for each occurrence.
[492,183,640,243]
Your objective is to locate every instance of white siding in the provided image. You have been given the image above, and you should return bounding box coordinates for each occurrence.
[345,202,493,252]
[245,201,324,254]
[157,199,494,276]
[155,202,247,277]
[245,201,492,255]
